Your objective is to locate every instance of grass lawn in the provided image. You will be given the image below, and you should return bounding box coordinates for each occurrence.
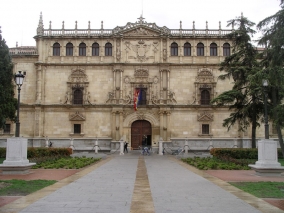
[0,179,56,196]
[230,182,284,198]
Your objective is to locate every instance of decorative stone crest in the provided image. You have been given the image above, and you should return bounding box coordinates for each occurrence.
[113,15,170,35]
[68,68,88,84]
[129,40,151,62]
[136,112,146,120]
[195,68,215,83]
[197,112,213,121]
[69,111,86,121]
[134,66,149,77]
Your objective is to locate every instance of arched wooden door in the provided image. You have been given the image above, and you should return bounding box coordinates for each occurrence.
[131,120,152,149]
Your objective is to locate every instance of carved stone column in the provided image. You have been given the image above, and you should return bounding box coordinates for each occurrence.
[160,71,163,100]
[167,70,170,100]
[36,65,42,104]
[120,71,123,99]
[112,112,116,139]
[166,111,171,141]
[34,107,41,137]
[42,66,47,104]
[159,111,164,140]
[119,111,123,139]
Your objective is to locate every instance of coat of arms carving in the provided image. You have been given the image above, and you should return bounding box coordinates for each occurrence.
[127,40,151,62]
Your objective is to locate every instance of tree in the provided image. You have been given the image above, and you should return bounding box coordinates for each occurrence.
[257,0,284,157]
[211,14,263,148]
[0,27,17,129]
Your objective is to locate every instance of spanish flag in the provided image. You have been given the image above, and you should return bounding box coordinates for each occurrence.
[133,88,141,111]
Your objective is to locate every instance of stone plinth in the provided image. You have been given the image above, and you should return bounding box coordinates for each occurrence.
[0,138,36,174]
[249,139,284,176]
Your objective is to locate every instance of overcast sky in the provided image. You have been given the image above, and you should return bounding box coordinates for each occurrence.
[0,0,281,48]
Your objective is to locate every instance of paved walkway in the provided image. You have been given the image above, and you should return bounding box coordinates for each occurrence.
[1,152,283,213]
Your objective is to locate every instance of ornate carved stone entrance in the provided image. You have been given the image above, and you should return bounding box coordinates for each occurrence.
[131,120,152,149]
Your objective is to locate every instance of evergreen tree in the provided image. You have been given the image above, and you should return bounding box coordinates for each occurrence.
[211,14,263,148]
[257,0,284,157]
[0,27,17,128]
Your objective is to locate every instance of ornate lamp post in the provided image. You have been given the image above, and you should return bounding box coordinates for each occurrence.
[263,79,269,139]
[14,71,25,137]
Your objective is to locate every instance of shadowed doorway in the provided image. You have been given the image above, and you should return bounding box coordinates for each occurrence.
[131,120,152,149]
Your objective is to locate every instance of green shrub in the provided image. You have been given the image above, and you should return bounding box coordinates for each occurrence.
[181,156,251,170]
[0,147,72,159]
[210,148,283,159]
[0,148,5,158]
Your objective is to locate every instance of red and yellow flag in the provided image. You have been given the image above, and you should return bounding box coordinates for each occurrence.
[133,89,140,111]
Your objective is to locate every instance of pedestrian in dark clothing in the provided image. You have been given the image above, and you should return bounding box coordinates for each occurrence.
[124,141,128,153]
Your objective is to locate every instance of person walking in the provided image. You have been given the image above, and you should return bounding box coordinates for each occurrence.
[124,141,129,153]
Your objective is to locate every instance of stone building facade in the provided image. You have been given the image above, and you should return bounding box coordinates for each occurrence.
[1,13,273,150]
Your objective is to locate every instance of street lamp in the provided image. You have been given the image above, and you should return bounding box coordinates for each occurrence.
[14,71,25,137]
[262,79,269,139]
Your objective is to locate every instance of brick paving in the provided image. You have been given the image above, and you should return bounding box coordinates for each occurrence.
[0,156,283,212]
[264,199,284,211]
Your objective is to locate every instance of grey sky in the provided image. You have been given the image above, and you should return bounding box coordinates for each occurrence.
[0,0,281,47]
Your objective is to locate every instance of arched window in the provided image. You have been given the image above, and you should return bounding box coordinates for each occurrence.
[223,43,231,56]
[197,43,204,56]
[66,43,73,56]
[53,43,60,56]
[171,42,178,56]
[79,43,86,56]
[105,43,112,56]
[210,43,217,56]
[201,90,210,105]
[92,43,99,56]
[73,89,83,104]
[184,43,191,56]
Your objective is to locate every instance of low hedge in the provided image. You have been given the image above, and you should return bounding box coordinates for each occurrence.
[0,147,72,158]
[210,148,283,159]
[0,148,5,158]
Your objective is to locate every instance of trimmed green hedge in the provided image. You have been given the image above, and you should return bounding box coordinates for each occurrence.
[0,147,72,158]
[0,148,5,158]
[210,148,283,159]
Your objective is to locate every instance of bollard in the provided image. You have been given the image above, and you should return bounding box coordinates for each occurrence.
[234,139,237,148]
[120,140,124,155]
[184,140,188,154]
[45,137,49,148]
[95,138,98,154]
[159,141,163,155]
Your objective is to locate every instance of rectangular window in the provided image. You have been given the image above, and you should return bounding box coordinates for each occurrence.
[184,48,191,56]
[197,48,204,56]
[202,124,209,134]
[210,48,217,56]
[74,124,81,134]
[92,48,99,56]
[66,48,73,56]
[53,48,60,56]
[79,48,86,56]
[140,88,147,105]
[3,124,10,134]
[223,49,230,56]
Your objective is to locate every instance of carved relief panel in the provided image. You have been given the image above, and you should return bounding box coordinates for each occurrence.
[63,68,91,105]
[193,68,216,105]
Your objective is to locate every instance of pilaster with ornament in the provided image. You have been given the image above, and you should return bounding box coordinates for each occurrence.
[166,111,171,140]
